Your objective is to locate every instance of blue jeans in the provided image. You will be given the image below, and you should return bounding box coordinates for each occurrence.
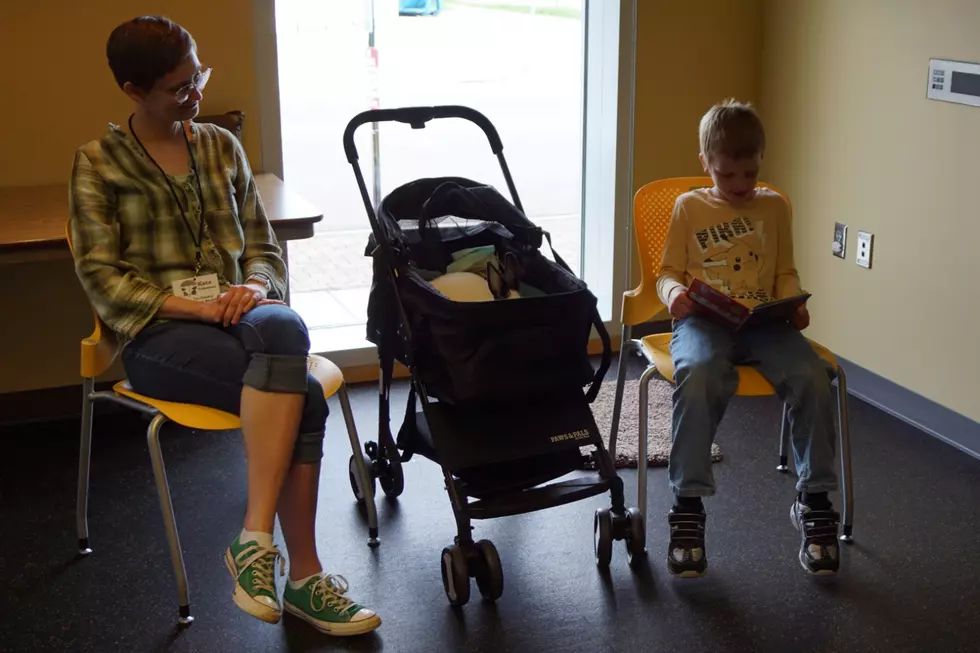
[669,316,838,497]
[122,304,327,464]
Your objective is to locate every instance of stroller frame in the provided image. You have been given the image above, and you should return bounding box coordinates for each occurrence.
[343,106,645,606]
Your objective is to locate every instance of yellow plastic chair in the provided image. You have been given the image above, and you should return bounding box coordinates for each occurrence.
[609,177,854,542]
[67,231,378,626]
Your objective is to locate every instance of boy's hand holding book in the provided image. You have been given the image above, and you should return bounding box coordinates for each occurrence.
[681,278,812,330]
[789,304,810,330]
[667,286,696,319]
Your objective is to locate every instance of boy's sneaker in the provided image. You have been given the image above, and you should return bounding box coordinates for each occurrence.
[667,508,707,578]
[790,500,840,575]
[283,574,381,637]
[224,536,285,623]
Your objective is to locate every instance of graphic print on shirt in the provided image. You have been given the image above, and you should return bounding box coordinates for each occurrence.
[693,215,768,299]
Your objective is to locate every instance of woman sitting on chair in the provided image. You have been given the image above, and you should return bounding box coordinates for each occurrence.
[68,15,380,637]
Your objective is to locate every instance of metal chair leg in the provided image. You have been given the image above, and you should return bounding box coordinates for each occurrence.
[77,377,95,556]
[835,366,854,543]
[146,414,194,626]
[607,325,632,461]
[637,363,658,523]
[776,403,791,473]
[338,383,380,547]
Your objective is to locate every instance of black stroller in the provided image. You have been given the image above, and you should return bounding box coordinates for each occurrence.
[343,106,643,606]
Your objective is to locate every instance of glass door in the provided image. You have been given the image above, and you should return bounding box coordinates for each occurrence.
[266,0,635,364]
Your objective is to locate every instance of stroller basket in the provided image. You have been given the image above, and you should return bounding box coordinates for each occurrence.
[364,176,607,405]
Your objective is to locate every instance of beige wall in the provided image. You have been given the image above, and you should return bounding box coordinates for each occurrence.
[759,0,980,421]
[1,1,262,187]
[633,0,762,188]
[0,259,114,393]
[630,0,762,303]
[0,1,261,393]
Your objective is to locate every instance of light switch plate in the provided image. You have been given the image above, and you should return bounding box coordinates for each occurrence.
[856,230,874,268]
[833,222,848,259]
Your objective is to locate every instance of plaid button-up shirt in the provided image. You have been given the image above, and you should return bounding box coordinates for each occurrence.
[69,121,287,341]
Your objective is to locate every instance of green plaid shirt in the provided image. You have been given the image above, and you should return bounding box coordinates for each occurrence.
[69,122,287,340]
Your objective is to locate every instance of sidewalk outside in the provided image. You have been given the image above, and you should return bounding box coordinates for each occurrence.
[287,214,581,329]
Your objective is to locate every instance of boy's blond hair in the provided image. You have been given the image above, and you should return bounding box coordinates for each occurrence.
[699,99,766,161]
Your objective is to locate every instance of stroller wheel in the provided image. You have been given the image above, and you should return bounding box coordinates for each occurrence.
[441,545,471,607]
[625,507,647,565]
[379,455,405,499]
[594,508,613,567]
[474,540,504,601]
[348,453,375,502]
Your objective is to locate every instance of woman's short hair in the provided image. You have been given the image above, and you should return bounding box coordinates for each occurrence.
[106,16,196,91]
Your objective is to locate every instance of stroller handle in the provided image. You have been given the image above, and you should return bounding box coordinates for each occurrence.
[343,106,504,163]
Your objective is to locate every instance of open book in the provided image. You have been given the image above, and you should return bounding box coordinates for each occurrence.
[686,278,811,330]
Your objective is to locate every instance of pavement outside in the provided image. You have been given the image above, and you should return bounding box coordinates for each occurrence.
[275,0,584,333]
[287,214,580,329]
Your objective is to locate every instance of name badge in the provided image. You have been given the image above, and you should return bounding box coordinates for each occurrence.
[172,273,220,302]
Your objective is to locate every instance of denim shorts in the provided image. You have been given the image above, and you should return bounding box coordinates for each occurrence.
[122,304,327,463]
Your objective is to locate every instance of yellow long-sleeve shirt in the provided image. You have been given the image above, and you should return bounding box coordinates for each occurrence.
[656,188,802,308]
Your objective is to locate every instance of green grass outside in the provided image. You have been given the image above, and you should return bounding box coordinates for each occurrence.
[443,0,581,20]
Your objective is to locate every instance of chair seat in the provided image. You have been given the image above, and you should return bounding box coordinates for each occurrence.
[639,333,839,398]
[307,354,344,399]
[112,354,346,430]
[113,381,243,430]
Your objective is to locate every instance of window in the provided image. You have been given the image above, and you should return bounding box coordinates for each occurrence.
[255,0,636,366]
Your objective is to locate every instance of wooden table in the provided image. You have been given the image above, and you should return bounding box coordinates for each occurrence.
[0,173,323,267]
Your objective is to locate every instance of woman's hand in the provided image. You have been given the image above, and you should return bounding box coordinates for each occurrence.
[195,301,226,324]
[159,295,224,323]
[217,282,268,326]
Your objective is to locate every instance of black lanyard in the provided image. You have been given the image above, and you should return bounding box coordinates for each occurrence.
[129,114,208,272]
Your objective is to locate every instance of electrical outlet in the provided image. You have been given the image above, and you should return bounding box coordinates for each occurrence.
[833,222,848,259]
[856,231,874,269]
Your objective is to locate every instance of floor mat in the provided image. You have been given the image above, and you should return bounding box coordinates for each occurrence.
[588,374,723,468]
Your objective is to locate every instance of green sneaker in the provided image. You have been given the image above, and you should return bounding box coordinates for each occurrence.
[283,574,381,637]
[224,536,285,624]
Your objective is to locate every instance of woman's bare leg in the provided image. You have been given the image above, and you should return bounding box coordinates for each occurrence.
[240,386,304,533]
[276,461,323,580]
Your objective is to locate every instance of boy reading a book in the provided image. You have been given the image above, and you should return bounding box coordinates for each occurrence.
[657,99,840,577]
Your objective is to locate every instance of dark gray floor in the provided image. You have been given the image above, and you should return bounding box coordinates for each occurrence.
[3,357,980,653]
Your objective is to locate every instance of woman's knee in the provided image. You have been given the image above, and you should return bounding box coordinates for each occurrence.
[236,304,311,357]
[236,306,312,393]
[293,377,328,464]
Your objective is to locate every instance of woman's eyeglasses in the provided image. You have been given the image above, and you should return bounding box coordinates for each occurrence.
[173,67,212,104]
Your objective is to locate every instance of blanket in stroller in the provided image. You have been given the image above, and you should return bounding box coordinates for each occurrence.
[364,177,609,405]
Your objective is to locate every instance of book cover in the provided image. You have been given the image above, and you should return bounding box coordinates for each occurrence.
[686,278,750,328]
[686,278,810,330]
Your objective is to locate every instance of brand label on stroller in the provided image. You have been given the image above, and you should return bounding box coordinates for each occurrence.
[550,429,591,444]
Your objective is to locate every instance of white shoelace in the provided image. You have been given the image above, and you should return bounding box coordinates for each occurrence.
[235,544,285,594]
[309,574,356,614]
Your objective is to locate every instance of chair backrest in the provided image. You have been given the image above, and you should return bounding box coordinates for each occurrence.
[65,224,120,379]
[631,176,789,301]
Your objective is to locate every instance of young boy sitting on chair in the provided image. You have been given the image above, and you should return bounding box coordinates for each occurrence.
[658,99,840,577]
